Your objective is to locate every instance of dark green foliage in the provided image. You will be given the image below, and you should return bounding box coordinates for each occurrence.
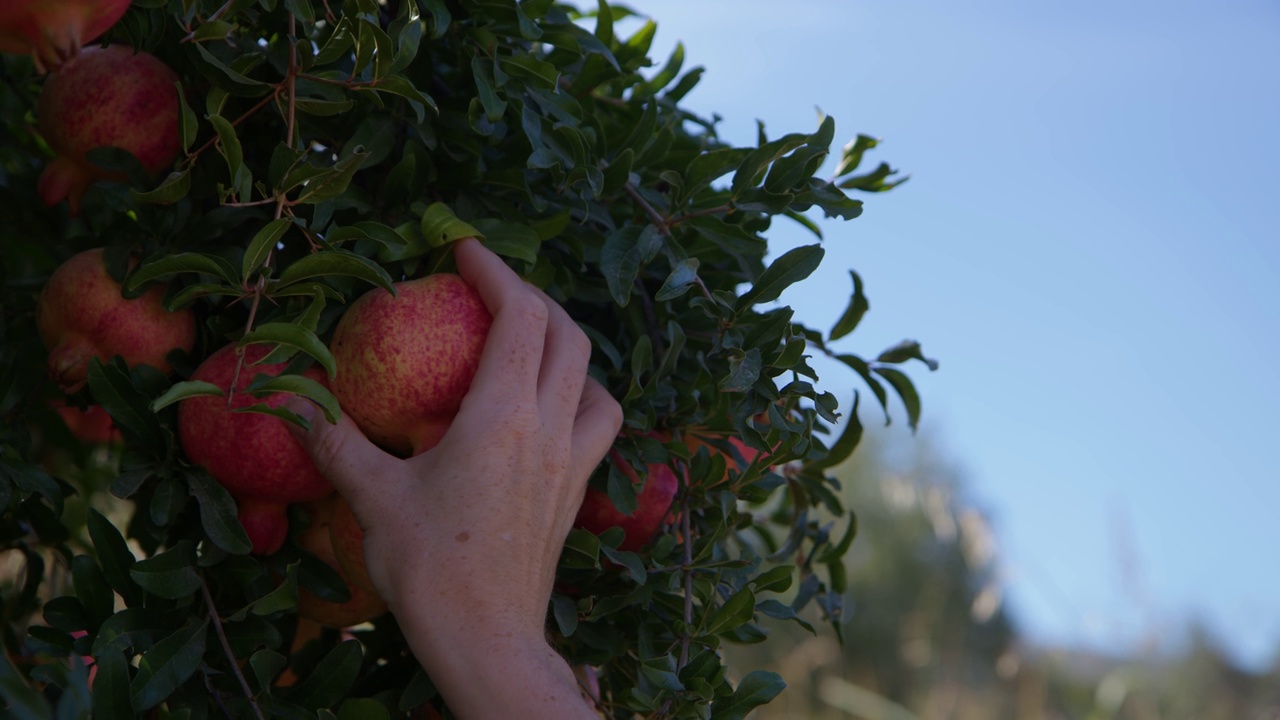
[0,1,929,717]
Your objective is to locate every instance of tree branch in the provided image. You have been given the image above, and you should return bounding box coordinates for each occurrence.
[202,580,266,720]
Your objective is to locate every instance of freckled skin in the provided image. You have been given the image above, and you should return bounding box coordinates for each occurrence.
[37,248,196,393]
[36,44,181,214]
[178,344,333,554]
[574,452,679,553]
[330,273,492,456]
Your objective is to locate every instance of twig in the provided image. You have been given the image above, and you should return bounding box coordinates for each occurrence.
[624,181,668,233]
[201,581,266,720]
[183,88,284,169]
[679,502,694,669]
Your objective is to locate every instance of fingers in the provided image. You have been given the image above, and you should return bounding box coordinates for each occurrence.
[454,238,548,404]
[531,286,591,424]
[282,397,401,514]
[569,378,624,485]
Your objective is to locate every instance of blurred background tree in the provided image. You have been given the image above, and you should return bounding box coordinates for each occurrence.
[725,425,1280,720]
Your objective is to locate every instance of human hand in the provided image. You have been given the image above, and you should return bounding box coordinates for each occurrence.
[284,238,620,718]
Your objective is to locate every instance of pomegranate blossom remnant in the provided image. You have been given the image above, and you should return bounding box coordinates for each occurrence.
[0,0,132,72]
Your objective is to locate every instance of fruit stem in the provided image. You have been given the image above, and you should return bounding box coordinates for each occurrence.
[201,579,267,720]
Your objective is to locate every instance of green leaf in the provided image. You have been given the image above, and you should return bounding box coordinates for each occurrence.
[176,80,197,150]
[737,244,824,309]
[338,699,390,720]
[720,348,762,393]
[131,168,191,204]
[639,662,685,692]
[239,322,337,379]
[294,147,369,204]
[420,202,484,247]
[359,75,437,122]
[208,113,245,188]
[190,43,271,96]
[72,555,114,625]
[284,0,315,24]
[129,540,201,599]
[560,528,601,569]
[2,459,62,515]
[130,620,209,711]
[92,648,134,718]
[818,511,858,563]
[243,218,294,281]
[551,594,578,637]
[829,270,869,341]
[809,393,863,471]
[711,670,786,720]
[125,252,239,291]
[834,134,878,177]
[249,563,298,616]
[471,219,540,265]
[86,509,141,607]
[706,587,755,636]
[471,56,507,122]
[752,566,794,594]
[286,639,363,710]
[187,470,253,555]
[600,225,655,307]
[600,545,647,585]
[654,258,699,301]
[876,339,940,371]
[277,250,396,295]
[0,649,51,719]
[250,650,289,692]
[246,374,341,424]
[836,354,889,423]
[873,366,922,431]
[86,358,166,454]
[150,380,224,412]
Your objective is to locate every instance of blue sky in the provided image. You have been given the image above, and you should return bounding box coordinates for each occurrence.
[627,1,1280,667]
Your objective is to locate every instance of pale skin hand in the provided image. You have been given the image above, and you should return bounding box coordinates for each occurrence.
[284,238,620,719]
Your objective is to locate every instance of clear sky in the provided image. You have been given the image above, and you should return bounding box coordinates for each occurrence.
[625,0,1280,667]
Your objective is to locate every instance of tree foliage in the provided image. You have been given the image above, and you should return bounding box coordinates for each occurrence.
[0,1,928,717]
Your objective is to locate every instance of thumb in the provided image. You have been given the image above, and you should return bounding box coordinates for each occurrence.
[282,397,399,511]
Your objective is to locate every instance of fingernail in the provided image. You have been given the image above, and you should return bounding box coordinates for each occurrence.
[282,397,317,428]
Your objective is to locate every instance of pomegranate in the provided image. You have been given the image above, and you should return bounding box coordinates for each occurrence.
[329,274,492,457]
[36,44,181,215]
[178,344,334,555]
[574,452,679,553]
[0,0,131,72]
[36,248,196,394]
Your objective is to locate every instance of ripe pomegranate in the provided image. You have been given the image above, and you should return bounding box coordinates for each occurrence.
[0,0,131,72]
[178,344,334,555]
[329,274,492,457]
[295,496,387,628]
[51,401,120,446]
[36,248,196,394]
[36,44,181,215]
[328,495,374,593]
[325,272,492,583]
[574,452,679,553]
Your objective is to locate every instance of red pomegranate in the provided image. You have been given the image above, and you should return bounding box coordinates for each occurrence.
[0,0,131,72]
[36,44,181,215]
[178,344,335,555]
